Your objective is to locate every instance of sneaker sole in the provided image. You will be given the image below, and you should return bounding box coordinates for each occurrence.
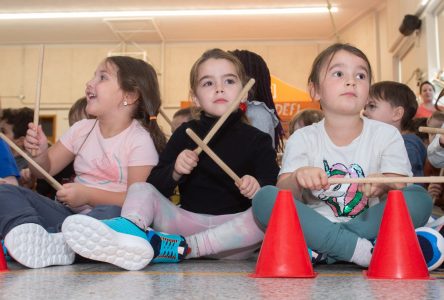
[4,223,75,268]
[416,227,444,271]
[62,215,153,271]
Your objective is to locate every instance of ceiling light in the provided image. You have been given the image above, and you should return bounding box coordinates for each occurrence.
[0,7,338,20]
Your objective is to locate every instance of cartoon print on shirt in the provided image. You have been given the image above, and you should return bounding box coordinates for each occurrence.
[317,160,368,217]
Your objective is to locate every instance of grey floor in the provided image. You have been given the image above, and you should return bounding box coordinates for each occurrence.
[1,258,444,300]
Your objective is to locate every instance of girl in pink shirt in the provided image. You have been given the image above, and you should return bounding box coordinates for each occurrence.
[1,56,166,269]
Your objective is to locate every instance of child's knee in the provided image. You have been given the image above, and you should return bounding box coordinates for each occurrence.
[402,185,433,206]
[402,184,433,224]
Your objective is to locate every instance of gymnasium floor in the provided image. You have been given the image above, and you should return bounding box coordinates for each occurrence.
[2,258,444,300]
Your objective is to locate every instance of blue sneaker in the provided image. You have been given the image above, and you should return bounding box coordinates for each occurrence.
[416,227,444,271]
[62,215,154,271]
[147,230,188,263]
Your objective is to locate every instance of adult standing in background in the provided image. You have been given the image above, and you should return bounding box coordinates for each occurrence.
[415,81,436,118]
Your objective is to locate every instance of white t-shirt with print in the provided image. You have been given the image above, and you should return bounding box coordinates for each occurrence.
[280,117,412,222]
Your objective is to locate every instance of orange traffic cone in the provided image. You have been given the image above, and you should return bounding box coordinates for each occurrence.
[0,245,8,272]
[365,190,430,279]
[251,189,316,278]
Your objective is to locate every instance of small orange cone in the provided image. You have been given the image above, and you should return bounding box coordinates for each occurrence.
[0,245,8,272]
[251,189,316,278]
[365,190,430,280]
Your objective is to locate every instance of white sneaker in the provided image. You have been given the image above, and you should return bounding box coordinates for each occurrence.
[62,215,154,271]
[4,223,75,268]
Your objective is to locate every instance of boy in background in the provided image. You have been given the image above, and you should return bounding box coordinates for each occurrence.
[363,81,426,178]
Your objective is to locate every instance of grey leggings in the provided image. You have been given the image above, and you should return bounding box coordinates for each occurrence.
[0,184,121,238]
[252,184,433,262]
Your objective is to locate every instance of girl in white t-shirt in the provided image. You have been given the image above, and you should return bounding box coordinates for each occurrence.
[1,56,165,269]
[254,43,437,269]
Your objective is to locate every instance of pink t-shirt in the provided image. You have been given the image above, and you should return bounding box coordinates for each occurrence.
[60,119,158,212]
[415,103,434,118]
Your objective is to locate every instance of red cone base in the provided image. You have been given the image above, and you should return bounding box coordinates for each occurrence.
[365,190,430,280]
[0,246,8,272]
[251,190,316,278]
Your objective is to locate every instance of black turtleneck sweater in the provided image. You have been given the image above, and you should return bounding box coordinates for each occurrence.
[148,110,279,215]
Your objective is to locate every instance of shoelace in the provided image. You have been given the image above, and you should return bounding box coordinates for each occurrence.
[157,236,181,259]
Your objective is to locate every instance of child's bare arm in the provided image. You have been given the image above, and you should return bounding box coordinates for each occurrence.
[277,167,329,199]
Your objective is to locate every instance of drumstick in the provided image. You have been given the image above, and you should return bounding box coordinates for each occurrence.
[186,128,241,184]
[159,108,173,127]
[329,176,444,185]
[32,45,45,156]
[0,132,62,191]
[194,78,255,155]
[418,126,444,134]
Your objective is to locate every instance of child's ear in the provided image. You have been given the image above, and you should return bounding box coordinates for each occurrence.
[393,106,404,122]
[190,93,201,107]
[124,91,139,105]
[308,82,321,101]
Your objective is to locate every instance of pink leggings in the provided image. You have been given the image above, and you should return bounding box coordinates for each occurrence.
[122,182,264,259]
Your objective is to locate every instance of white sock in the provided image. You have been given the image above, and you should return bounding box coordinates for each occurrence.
[185,234,213,259]
[350,238,373,267]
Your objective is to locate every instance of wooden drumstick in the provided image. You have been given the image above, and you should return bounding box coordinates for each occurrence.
[194,78,255,155]
[32,45,45,156]
[418,126,444,134]
[329,176,444,185]
[0,132,62,190]
[186,128,241,184]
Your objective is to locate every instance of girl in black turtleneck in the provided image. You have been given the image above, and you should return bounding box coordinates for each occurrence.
[125,48,278,259]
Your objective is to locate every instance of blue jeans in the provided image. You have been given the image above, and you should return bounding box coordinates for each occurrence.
[0,185,121,238]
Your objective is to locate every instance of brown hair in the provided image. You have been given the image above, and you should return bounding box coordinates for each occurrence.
[68,97,92,126]
[105,56,166,154]
[419,81,435,93]
[288,109,324,135]
[369,81,417,131]
[1,107,34,139]
[308,43,373,99]
[189,48,247,98]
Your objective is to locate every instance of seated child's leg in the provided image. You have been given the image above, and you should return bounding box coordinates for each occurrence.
[252,186,372,266]
[121,182,243,236]
[185,208,264,259]
[62,215,154,270]
[5,223,75,268]
[0,185,75,268]
[403,184,433,227]
[343,184,433,240]
[87,205,121,220]
[121,182,161,230]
